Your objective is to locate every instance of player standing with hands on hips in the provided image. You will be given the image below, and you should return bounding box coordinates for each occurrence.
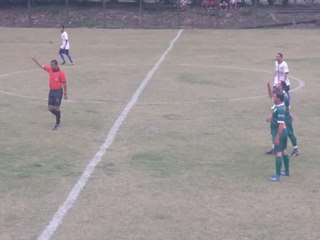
[30,55,68,130]
[59,25,74,65]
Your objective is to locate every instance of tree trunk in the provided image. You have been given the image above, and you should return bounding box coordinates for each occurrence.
[65,0,69,24]
[27,0,32,26]
[102,0,106,28]
[139,0,143,28]
[293,0,297,27]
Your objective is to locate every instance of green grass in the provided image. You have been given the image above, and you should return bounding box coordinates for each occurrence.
[1,28,320,240]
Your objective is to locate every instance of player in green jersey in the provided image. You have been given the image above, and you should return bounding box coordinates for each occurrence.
[280,82,299,157]
[266,82,299,157]
[266,91,290,182]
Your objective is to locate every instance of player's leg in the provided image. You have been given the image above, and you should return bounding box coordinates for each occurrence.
[65,50,74,65]
[281,130,290,176]
[48,91,56,116]
[269,134,283,182]
[48,105,60,130]
[48,91,59,129]
[288,134,299,157]
[265,144,274,155]
[265,146,274,154]
[48,105,55,115]
[282,151,290,176]
[49,90,63,130]
[287,122,299,157]
[53,90,63,129]
[265,131,275,155]
[52,106,61,130]
[59,49,66,65]
[269,151,282,182]
[285,85,291,103]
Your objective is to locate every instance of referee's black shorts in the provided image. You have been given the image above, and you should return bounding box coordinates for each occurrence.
[48,89,63,106]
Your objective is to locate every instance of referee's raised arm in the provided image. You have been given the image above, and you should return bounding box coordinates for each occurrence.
[30,54,45,69]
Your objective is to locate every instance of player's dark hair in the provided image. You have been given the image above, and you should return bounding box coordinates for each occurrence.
[275,91,284,102]
[60,25,65,29]
[277,53,283,58]
[273,89,282,95]
[51,59,58,65]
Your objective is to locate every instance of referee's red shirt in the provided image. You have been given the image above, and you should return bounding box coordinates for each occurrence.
[44,66,66,90]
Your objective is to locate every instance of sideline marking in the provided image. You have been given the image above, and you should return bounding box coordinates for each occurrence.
[36,29,183,240]
[0,64,305,105]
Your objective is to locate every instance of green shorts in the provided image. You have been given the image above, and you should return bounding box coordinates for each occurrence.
[272,129,288,153]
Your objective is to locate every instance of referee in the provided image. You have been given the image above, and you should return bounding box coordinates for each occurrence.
[31,55,68,130]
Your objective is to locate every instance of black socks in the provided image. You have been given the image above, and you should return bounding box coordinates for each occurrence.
[49,109,61,125]
[56,111,61,125]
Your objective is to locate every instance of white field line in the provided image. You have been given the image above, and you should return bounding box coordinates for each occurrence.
[0,64,305,105]
[36,29,183,240]
[0,64,152,104]
[137,65,306,105]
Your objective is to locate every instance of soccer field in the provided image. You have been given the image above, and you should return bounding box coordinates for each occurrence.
[1,28,320,240]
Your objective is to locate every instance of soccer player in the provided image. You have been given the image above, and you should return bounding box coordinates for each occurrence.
[266,91,290,182]
[59,25,74,65]
[274,53,290,101]
[266,82,299,157]
[31,55,68,130]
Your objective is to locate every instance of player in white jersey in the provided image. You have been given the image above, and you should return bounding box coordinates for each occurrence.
[59,25,74,65]
[274,53,290,101]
